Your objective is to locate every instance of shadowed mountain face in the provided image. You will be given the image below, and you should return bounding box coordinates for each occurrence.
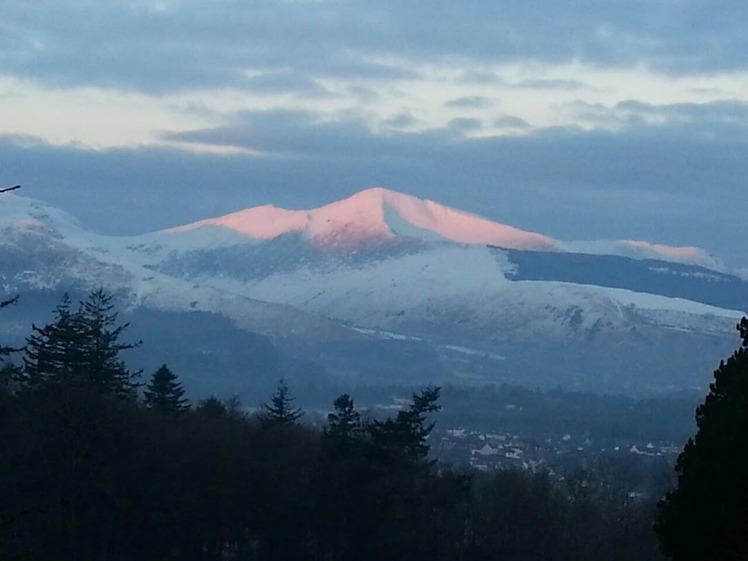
[502,249,748,312]
[1,189,745,395]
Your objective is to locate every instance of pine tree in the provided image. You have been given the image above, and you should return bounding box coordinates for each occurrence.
[195,395,228,417]
[259,379,303,426]
[0,295,19,363]
[19,291,141,397]
[20,294,85,388]
[655,317,748,561]
[369,386,441,465]
[143,364,190,412]
[327,394,362,439]
[76,289,141,397]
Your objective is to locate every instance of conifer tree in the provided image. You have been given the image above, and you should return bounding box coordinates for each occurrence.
[259,379,303,426]
[0,295,18,363]
[195,395,228,417]
[76,289,141,397]
[143,364,190,412]
[369,386,441,465]
[19,291,141,397]
[20,294,85,388]
[327,394,362,439]
[655,317,748,560]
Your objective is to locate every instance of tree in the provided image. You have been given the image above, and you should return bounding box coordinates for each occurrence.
[1,188,20,375]
[327,393,362,441]
[1,296,19,411]
[655,317,748,561]
[20,294,84,388]
[143,364,190,412]
[195,395,228,418]
[76,289,141,397]
[0,295,18,363]
[19,291,141,398]
[369,385,441,465]
[259,379,303,426]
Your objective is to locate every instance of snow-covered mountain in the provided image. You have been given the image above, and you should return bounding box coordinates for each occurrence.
[166,187,560,252]
[160,186,723,269]
[1,188,745,394]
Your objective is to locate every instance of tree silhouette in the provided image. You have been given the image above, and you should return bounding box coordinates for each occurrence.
[143,364,190,412]
[326,393,363,446]
[259,379,303,426]
[655,317,748,560]
[369,385,441,465]
[195,395,228,418]
[19,291,141,397]
[0,296,18,363]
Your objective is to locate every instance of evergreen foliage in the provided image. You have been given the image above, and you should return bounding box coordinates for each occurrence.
[655,317,748,561]
[195,395,228,417]
[19,290,141,397]
[0,295,18,362]
[0,377,665,561]
[326,393,363,444]
[0,291,666,561]
[369,385,441,465]
[0,296,19,416]
[143,364,190,412]
[259,378,303,426]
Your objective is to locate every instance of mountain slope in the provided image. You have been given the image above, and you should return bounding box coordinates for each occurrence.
[1,188,745,394]
[160,186,722,269]
[167,187,560,251]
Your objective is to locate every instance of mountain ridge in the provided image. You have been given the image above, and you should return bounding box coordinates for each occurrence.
[1,188,725,270]
[160,187,722,269]
[1,188,745,394]
[166,187,560,252]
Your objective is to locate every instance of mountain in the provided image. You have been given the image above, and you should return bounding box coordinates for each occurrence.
[1,188,745,395]
[167,187,560,251]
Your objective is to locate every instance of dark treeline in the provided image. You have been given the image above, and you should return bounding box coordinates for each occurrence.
[0,385,664,561]
[0,292,665,561]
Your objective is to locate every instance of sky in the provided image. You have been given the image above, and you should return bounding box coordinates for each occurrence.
[1,0,748,267]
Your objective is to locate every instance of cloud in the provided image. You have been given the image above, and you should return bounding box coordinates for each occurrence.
[573,99,748,140]
[454,70,505,85]
[446,118,483,133]
[445,96,493,109]
[493,115,531,129]
[3,0,748,97]
[514,79,587,90]
[382,113,419,129]
[242,72,331,97]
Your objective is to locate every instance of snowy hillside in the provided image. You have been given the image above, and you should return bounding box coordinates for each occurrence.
[158,187,722,269]
[1,189,745,393]
[166,187,560,251]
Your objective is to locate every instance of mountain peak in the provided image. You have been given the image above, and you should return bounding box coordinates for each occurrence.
[0,192,82,237]
[167,187,561,252]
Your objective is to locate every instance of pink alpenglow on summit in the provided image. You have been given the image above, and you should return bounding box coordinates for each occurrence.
[621,240,720,269]
[167,187,561,251]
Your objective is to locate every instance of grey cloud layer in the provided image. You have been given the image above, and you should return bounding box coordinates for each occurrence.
[3,1,748,93]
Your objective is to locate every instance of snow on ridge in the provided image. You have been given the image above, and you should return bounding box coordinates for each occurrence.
[374,188,558,251]
[563,239,725,271]
[167,205,309,240]
[0,193,83,235]
[1,190,731,273]
[162,187,723,269]
[620,240,724,270]
[164,186,560,252]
